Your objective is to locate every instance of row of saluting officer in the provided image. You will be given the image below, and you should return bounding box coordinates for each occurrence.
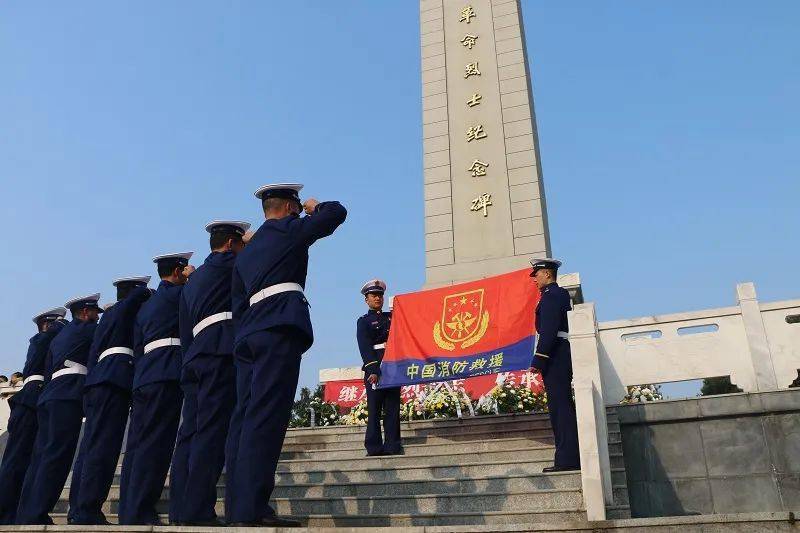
[0,191,579,526]
[0,183,347,527]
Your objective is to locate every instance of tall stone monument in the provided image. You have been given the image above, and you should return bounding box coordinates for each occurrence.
[421,0,551,287]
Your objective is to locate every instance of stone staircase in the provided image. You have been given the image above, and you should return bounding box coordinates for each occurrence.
[42,411,630,527]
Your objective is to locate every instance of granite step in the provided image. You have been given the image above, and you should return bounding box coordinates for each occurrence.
[7,510,800,531]
[282,425,560,448]
[105,447,626,481]
[77,469,604,501]
[282,426,620,448]
[281,436,556,460]
[86,483,628,510]
[274,445,625,473]
[286,413,555,434]
[99,463,626,490]
[52,487,592,515]
[284,413,619,438]
[284,417,557,439]
[41,506,634,527]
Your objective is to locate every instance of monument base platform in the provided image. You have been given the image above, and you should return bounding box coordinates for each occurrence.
[0,511,795,531]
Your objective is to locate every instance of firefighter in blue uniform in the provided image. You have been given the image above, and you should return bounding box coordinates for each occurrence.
[68,276,152,524]
[118,253,194,525]
[529,259,580,472]
[169,221,250,526]
[356,279,402,456]
[0,307,67,524]
[226,183,346,527]
[16,294,103,524]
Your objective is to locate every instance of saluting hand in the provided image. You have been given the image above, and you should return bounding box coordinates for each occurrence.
[303,198,319,215]
[183,265,196,277]
[242,230,255,245]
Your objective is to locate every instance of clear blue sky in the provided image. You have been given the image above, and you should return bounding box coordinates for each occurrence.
[1,2,798,395]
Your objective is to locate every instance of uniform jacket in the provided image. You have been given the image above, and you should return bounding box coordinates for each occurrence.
[532,283,572,370]
[232,201,347,351]
[132,280,183,389]
[85,286,152,390]
[38,318,98,404]
[179,251,236,364]
[11,319,67,408]
[356,309,392,377]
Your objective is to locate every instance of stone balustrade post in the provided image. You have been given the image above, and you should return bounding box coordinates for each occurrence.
[569,303,613,511]
[737,282,778,391]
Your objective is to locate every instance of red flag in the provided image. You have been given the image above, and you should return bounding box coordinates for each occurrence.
[379,268,540,388]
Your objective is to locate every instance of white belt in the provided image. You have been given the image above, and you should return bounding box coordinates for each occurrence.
[373,343,386,350]
[52,360,88,380]
[557,331,569,339]
[193,312,232,337]
[98,346,134,362]
[144,338,181,354]
[22,375,44,386]
[249,282,304,307]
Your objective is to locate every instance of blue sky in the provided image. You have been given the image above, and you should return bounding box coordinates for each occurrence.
[1,2,798,396]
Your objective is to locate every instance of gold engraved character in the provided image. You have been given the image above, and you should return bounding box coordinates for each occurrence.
[464,62,481,79]
[468,160,489,177]
[467,93,482,107]
[460,34,478,49]
[470,193,493,217]
[459,6,477,23]
[466,125,487,142]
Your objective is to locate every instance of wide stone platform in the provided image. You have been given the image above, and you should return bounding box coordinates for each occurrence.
[8,412,627,528]
[0,409,798,531]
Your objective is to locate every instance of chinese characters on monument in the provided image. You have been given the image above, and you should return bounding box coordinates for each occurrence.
[460,5,492,218]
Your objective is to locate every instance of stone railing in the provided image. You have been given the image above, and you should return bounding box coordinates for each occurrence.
[570,281,800,520]
[0,384,21,434]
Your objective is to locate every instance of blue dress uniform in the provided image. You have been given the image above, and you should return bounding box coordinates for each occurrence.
[170,220,249,525]
[118,252,193,525]
[529,259,580,471]
[0,308,66,524]
[226,184,346,525]
[357,279,402,456]
[68,277,152,524]
[16,294,103,525]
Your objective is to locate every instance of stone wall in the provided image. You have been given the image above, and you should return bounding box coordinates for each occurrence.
[618,389,800,517]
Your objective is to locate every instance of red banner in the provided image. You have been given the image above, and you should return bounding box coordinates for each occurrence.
[379,269,540,388]
[324,369,544,409]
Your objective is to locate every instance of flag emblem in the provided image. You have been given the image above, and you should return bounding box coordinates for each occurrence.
[433,289,490,351]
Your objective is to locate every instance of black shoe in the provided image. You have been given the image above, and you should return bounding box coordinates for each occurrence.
[230,516,302,527]
[366,450,384,457]
[543,465,581,472]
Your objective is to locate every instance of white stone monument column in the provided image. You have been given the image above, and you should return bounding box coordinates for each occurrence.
[421,0,551,287]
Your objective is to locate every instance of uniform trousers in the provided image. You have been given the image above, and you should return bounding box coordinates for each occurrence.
[15,399,83,525]
[169,354,236,523]
[118,382,182,525]
[0,403,38,524]
[68,384,131,524]
[541,340,580,469]
[364,380,401,455]
[225,327,304,523]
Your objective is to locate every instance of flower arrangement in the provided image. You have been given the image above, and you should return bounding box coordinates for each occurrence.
[421,386,472,419]
[620,384,663,404]
[400,398,425,421]
[307,396,340,426]
[339,399,369,425]
[478,382,548,415]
